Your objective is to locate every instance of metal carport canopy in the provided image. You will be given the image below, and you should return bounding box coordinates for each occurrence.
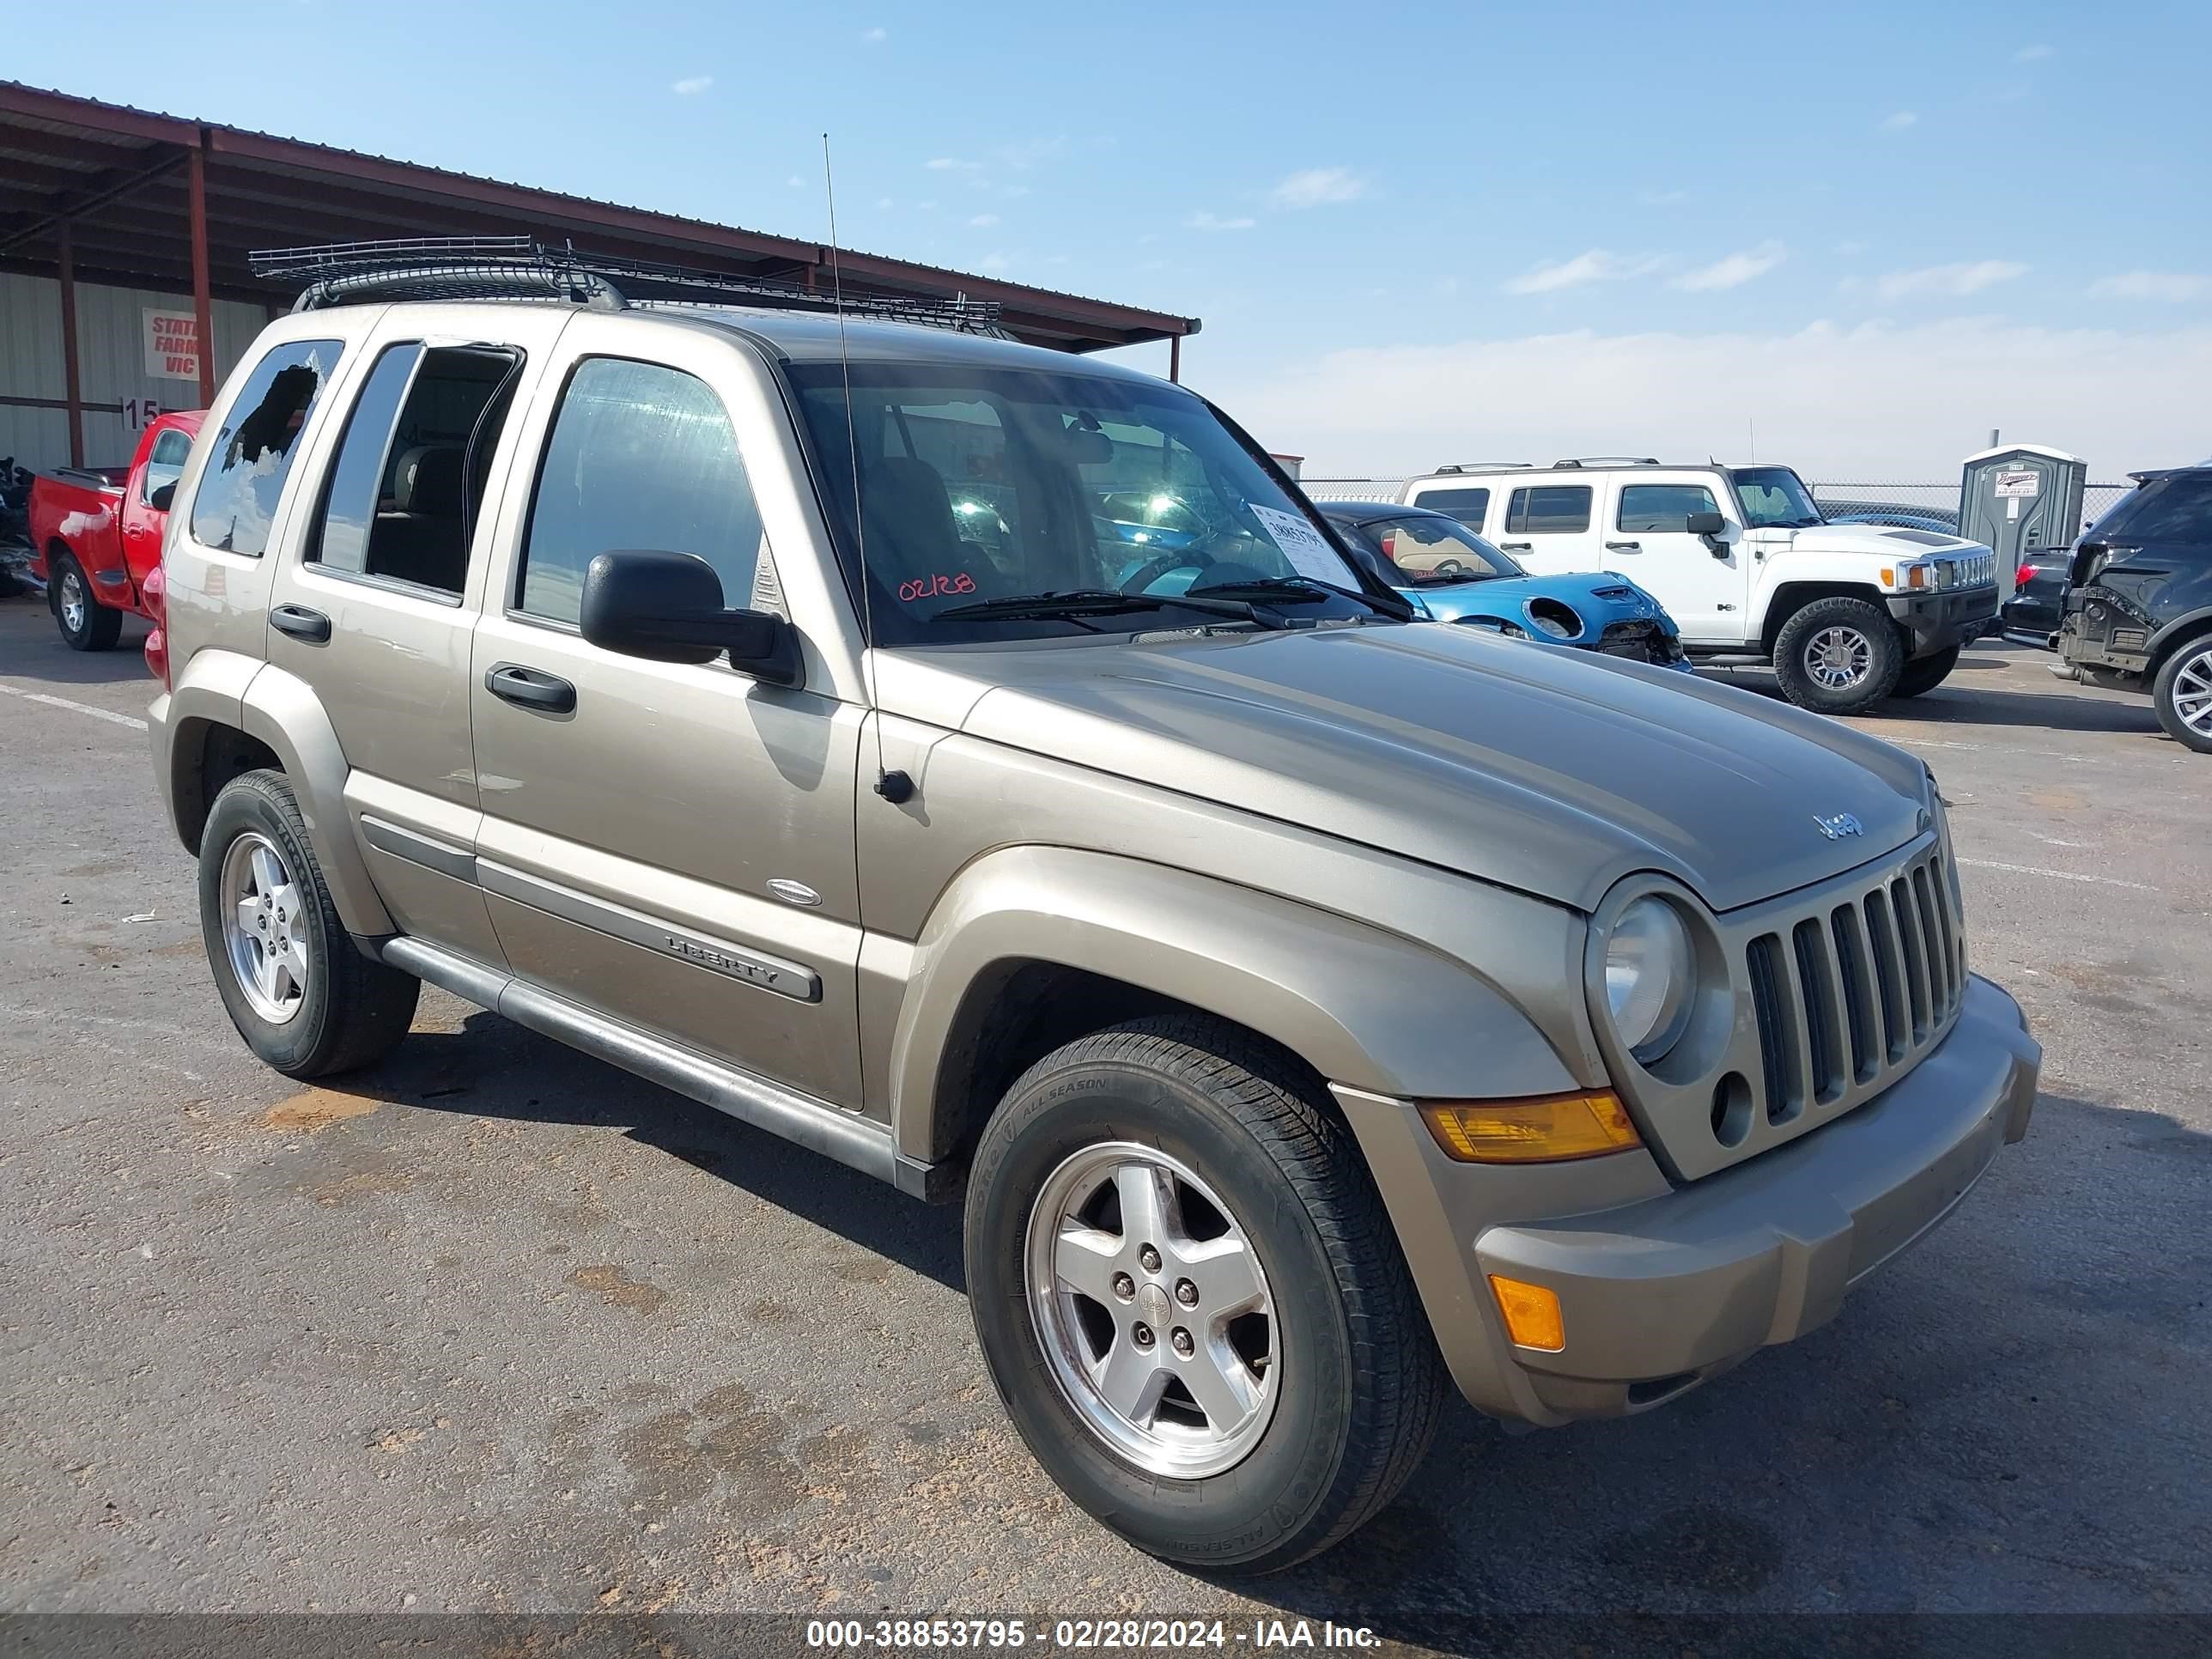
[0,82,1200,378]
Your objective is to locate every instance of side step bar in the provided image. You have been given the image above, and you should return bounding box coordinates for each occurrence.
[380,935,946,1200]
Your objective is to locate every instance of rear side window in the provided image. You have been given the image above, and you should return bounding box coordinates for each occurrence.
[2090,476,2212,545]
[140,428,191,506]
[1618,483,1720,532]
[1412,485,1490,526]
[518,357,763,627]
[309,343,520,596]
[190,339,343,556]
[1504,485,1592,534]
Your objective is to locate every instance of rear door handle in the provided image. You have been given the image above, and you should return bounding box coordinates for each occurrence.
[270,604,331,643]
[1499,541,1533,552]
[484,662,576,714]
[1605,540,1642,552]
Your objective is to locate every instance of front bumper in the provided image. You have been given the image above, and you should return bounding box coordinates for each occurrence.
[1338,975,2039,1427]
[1887,581,1999,656]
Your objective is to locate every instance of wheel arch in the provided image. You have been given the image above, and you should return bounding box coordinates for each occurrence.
[1759,580,1891,654]
[2146,607,2212,674]
[885,845,1581,1171]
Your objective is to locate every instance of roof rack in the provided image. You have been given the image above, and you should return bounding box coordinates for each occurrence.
[1432,461,1533,474]
[1552,456,1660,468]
[248,236,1011,337]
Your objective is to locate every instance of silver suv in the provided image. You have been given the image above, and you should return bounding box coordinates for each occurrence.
[149,257,2040,1571]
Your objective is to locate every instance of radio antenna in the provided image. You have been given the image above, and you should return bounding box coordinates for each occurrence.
[824,131,912,805]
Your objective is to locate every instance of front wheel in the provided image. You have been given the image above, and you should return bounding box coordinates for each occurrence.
[964,1016,1445,1573]
[1889,644,1961,699]
[51,552,123,651]
[2152,637,2212,754]
[1771,596,1905,715]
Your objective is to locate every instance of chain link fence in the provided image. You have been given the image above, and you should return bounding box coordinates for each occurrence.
[1297,475,2136,538]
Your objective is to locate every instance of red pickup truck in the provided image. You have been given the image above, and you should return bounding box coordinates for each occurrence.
[29,410,204,651]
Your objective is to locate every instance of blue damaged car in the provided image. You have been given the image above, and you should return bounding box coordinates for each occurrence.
[1318,500,1692,672]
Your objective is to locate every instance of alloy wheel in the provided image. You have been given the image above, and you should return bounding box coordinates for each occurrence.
[219,832,310,1024]
[1024,1142,1278,1478]
[2171,646,2212,738]
[1806,625,1874,690]
[58,569,86,635]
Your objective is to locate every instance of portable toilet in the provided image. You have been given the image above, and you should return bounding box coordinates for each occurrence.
[1959,444,2087,597]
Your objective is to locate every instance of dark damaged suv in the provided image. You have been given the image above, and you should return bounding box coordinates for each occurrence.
[2059,466,2212,753]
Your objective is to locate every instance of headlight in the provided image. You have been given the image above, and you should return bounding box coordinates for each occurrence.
[1603,896,1694,1062]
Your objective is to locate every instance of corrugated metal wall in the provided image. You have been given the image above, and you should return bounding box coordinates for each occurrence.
[1,273,271,472]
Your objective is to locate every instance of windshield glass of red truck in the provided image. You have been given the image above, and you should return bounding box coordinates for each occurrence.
[789,362,1377,643]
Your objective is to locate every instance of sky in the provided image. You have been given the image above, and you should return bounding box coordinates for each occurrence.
[15,0,2211,481]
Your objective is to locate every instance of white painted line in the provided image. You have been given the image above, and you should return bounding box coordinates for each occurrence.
[0,681,148,730]
[1957,857,2157,892]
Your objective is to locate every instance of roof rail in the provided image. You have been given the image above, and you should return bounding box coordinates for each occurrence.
[1552,456,1660,469]
[248,236,1012,337]
[1432,461,1532,474]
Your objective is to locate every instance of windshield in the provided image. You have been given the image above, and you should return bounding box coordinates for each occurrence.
[1729,466,1824,529]
[789,362,1376,642]
[1339,514,1522,586]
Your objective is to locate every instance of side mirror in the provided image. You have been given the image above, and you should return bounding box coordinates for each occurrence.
[580,549,800,685]
[149,481,177,512]
[1685,510,1727,537]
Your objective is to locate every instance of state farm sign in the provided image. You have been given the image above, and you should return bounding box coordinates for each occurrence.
[144,309,201,382]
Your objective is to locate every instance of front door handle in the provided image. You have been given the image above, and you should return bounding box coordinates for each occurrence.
[1605,540,1642,552]
[484,662,576,714]
[1499,541,1533,552]
[270,604,331,643]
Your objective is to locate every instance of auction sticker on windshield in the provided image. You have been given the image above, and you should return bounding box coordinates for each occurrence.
[1246,501,1349,584]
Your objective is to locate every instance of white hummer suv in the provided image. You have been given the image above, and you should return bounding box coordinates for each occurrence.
[1390,459,2000,714]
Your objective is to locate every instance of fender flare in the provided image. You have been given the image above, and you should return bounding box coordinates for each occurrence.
[2147,605,2212,667]
[885,843,1579,1165]
[237,663,393,937]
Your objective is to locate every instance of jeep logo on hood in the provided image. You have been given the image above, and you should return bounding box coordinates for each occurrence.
[1814,811,1865,841]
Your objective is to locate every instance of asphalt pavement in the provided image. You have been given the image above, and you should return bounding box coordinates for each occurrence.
[1,594,2205,1647]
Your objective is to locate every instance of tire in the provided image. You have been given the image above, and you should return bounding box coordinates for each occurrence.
[964,1014,1446,1573]
[2152,635,2212,755]
[1771,596,1905,715]
[1889,644,1961,700]
[51,551,123,651]
[198,769,419,1078]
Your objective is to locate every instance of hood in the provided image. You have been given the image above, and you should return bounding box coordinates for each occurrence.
[1776,523,1987,559]
[883,624,1931,914]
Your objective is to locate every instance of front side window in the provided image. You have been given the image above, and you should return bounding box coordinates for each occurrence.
[140,428,191,506]
[1411,485,1491,527]
[310,343,519,595]
[190,339,343,556]
[1618,483,1721,532]
[1504,485,1592,534]
[790,361,1372,643]
[1729,467,1824,529]
[519,358,763,627]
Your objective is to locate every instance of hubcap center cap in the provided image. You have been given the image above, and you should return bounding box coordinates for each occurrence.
[1137,1282,1170,1327]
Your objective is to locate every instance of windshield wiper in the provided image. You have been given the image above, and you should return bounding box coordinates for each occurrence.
[1194,574,1414,618]
[932,588,1286,628]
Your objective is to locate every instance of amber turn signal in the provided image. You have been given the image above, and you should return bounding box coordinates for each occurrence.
[1418,1091,1641,1163]
[1487,1274,1565,1352]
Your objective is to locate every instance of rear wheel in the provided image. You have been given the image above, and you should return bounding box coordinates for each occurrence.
[964,1015,1446,1573]
[1772,596,1904,715]
[51,552,123,651]
[2152,637,2212,755]
[1889,644,1961,699]
[199,769,419,1078]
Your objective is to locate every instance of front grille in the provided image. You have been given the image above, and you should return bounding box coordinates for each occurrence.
[1742,846,1963,1130]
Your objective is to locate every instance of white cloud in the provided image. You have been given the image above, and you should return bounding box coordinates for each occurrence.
[977,252,1009,273]
[1875,260,2027,299]
[1673,241,1786,292]
[1270,167,1367,209]
[967,213,1000,228]
[861,25,887,43]
[1503,249,1662,295]
[925,156,980,172]
[1638,188,1691,207]
[1880,110,1917,131]
[671,75,714,95]
[875,197,894,210]
[1206,319,2212,481]
[786,174,803,189]
[2015,43,2054,62]
[1187,210,1257,232]
[2088,270,2209,302]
